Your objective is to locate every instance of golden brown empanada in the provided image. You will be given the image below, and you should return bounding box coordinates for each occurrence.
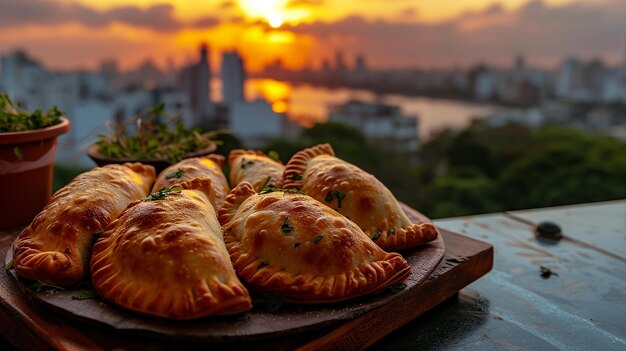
[219,182,411,304]
[283,144,438,251]
[90,177,252,319]
[13,163,155,286]
[152,154,229,209]
[228,149,284,192]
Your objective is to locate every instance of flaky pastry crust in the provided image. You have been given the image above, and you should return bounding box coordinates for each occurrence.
[228,149,284,192]
[152,154,229,209]
[13,163,155,285]
[283,144,438,251]
[91,177,252,319]
[219,182,411,304]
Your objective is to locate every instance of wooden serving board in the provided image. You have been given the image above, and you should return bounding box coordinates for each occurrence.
[0,208,493,350]
[3,205,444,341]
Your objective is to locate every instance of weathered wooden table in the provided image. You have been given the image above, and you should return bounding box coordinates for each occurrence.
[373,199,626,350]
[1,200,625,350]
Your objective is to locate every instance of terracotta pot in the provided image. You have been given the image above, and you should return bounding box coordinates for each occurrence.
[0,118,70,230]
[87,143,217,174]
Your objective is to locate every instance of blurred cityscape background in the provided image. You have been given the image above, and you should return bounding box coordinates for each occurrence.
[1,0,625,217]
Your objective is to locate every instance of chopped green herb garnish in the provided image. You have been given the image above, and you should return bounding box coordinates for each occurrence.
[257,262,268,269]
[291,173,302,180]
[72,290,98,300]
[388,228,396,236]
[5,259,15,271]
[293,243,300,248]
[281,217,293,233]
[260,187,306,195]
[334,190,345,208]
[324,191,333,202]
[389,283,407,293]
[241,158,255,169]
[30,280,64,293]
[371,229,382,241]
[145,186,182,201]
[259,176,272,191]
[165,168,185,180]
[314,235,323,244]
[13,147,23,161]
[268,150,280,162]
[235,313,250,321]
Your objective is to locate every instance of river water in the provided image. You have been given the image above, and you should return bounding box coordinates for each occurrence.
[213,78,502,141]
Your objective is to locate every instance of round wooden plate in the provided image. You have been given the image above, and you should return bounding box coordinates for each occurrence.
[5,204,444,342]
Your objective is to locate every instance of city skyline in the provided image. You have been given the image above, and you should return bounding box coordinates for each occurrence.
[0,0,624,72]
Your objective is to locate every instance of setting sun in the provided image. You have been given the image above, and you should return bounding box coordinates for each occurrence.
[269,14,283,28]
[240,0,285,23]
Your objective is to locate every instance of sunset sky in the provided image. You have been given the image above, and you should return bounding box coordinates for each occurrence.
[0,0,624,72]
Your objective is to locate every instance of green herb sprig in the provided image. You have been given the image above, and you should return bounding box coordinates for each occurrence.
[5,259,15,271]
[145,186,182,201]
[371,229,382,241]
[0,93,63,133]
[165,168,185,180]
[388,283,407,293]
[30,280,65,293]
[260,187,306,195]
[95,103,221,164]
[268,150,280,162]
[72,290,99,300]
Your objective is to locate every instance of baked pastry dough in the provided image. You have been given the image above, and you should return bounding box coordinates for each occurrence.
[228,149,284,192]
[152,154,229,209]
[13,163,155,285]
[283,144,438,251]
[91,178,252,319]
[219,182,411,303]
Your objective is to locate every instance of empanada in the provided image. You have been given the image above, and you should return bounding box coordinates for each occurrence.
[283,144,438,251]
[152,154,229,209]
[90,178,252,319]
[228,149,284,192]
[219,182,411,304]
[13,163,155,285]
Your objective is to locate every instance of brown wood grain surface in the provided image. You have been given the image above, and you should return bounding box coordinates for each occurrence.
[0,225,493,350]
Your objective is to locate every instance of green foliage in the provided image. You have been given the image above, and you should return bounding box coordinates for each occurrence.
[95,104,221,164]
[498,129,626,210]
[262,120,626,219]
[430,171,500,218]
[421,122,626,216]
[0,93,64,133]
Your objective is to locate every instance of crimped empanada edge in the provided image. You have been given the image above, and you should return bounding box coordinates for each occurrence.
[369,222,440,252]
[282,143,335,189]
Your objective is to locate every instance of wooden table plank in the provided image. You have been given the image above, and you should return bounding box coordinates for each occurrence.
[507,200,626,259]
[411,214,626,351]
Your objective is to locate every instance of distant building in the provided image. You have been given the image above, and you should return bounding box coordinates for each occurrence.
[228,99,288,147]
[221,51,245,104]
[179,43,213,127]
[0,50,194,167]
[329,100,420,155]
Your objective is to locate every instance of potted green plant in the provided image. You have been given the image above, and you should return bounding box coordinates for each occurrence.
[88,103,221,173]
[0,93,70,229]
